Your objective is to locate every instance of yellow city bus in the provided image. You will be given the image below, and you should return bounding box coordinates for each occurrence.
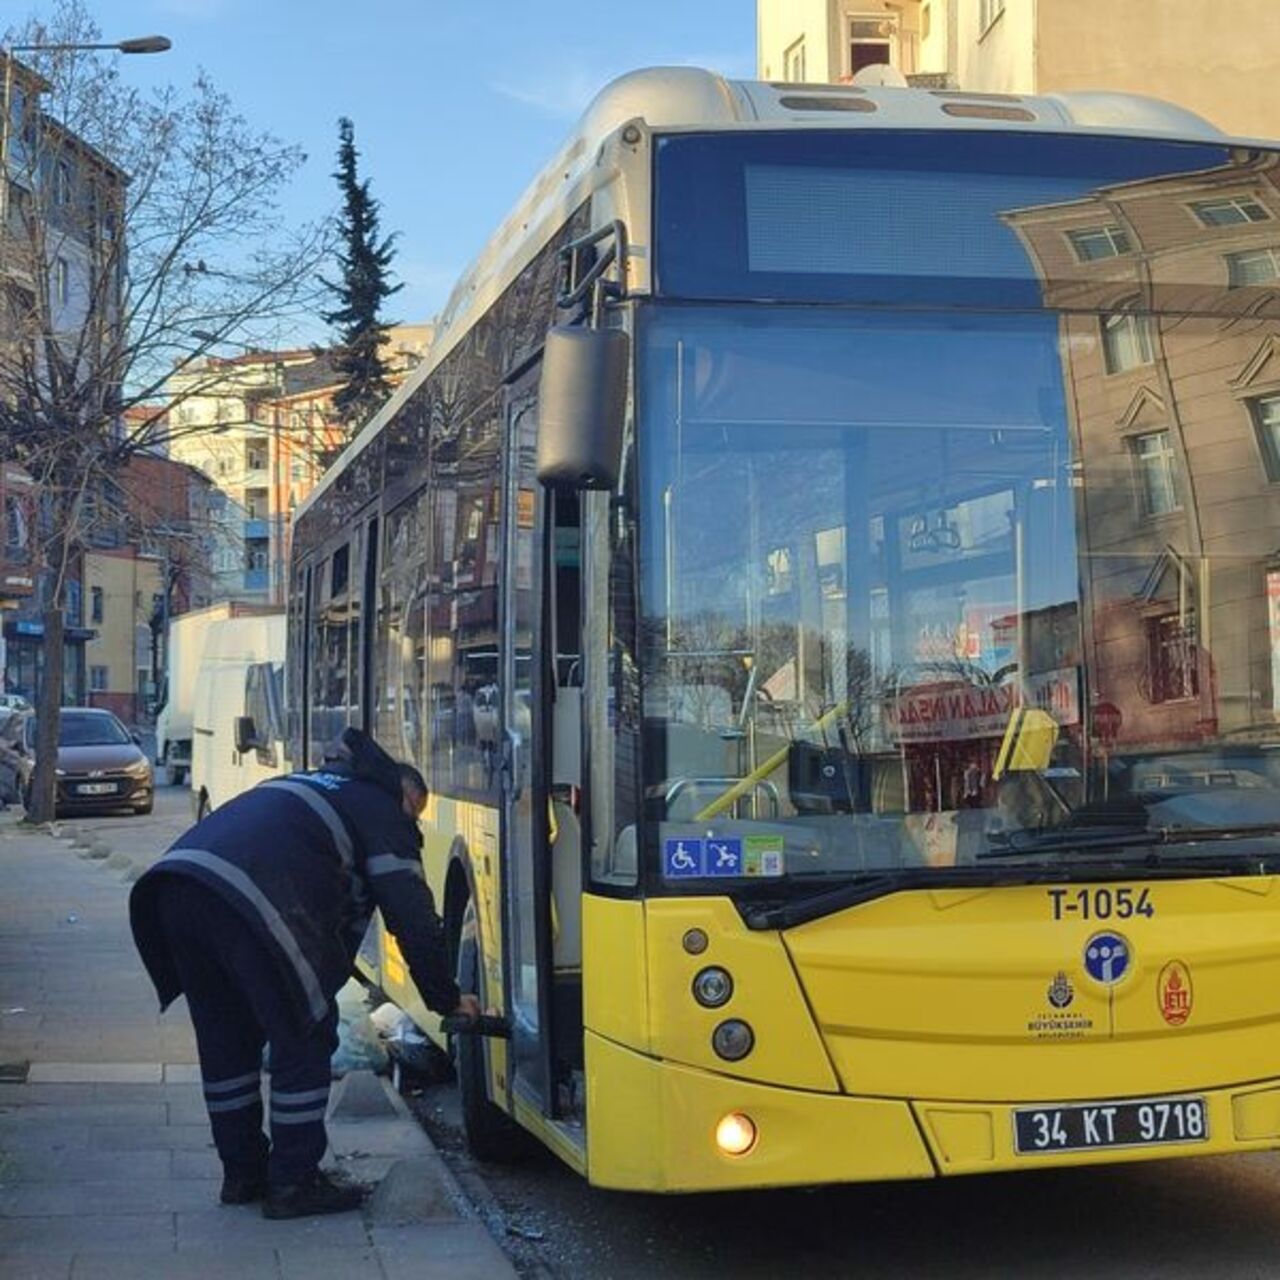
[288,67,1280,1190]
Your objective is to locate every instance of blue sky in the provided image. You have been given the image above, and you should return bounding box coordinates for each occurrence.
[14,1,755,341]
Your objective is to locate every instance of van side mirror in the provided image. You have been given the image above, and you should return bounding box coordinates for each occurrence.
[536,326,629,490]
[234,716,257,755]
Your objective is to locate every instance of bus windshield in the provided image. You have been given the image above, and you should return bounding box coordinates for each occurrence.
[636,301,1280,883]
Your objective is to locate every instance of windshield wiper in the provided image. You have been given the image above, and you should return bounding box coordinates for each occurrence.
[744,866,1028,930]
[978,822,1280,860]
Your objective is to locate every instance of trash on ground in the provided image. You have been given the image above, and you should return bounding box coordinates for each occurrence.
[331,979,388,1074]
[508,1223,547,1242]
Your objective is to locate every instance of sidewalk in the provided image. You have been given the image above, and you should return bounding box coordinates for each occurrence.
[0,810,516,1279]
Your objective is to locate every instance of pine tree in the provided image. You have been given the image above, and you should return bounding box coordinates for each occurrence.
[322,117,402,432]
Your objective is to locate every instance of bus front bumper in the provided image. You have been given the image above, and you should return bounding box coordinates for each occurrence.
[584,1032,1280,1191]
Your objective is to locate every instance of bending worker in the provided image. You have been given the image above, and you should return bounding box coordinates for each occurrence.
[130,727,479,1219]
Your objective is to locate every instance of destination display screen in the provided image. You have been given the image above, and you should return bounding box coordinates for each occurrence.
[654,130,1261,309]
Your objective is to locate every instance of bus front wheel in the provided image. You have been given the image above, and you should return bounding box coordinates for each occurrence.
[455,901,528,1163]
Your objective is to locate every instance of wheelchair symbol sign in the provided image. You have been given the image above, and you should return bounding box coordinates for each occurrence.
[663,838,704,879]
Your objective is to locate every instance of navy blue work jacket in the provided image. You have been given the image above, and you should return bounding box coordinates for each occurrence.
[130,756,460,1029]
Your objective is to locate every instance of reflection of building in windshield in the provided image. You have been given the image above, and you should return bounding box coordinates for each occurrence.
[1004,151,1280,752]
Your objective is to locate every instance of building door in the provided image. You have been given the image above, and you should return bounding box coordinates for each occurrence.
[500,365,554,1116]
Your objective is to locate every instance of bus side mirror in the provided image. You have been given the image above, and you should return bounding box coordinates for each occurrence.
[536,326,628,490]
[234,716,257,755]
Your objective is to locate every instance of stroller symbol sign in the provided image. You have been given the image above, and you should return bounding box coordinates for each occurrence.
[706,838,744,877]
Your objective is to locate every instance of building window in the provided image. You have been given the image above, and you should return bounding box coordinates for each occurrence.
[1148,611,1198,703]
[1068,225,1132,262]
[55,159,72,206]
[245,441,267,471]
[783,37,806,83]
[90,585,104,624]
[1226,247,1280,287]
[1133,430,1180,516]
[89,665,109,693]
[245,488,270,520]
[979,0,1006,34]
[849,15,897,75]
[1101,308,1154,374]
[1251,394,1280,480]
[1192,196,1270,227]
[247,544,269,571]
[54,257,69,306]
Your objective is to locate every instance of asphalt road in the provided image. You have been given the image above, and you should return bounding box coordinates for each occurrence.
[59,777,195,870]
[409,1076,1280,1279]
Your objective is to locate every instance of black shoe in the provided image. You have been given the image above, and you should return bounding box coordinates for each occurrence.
[262,1170,365,1220]
[220,1170,269,1205]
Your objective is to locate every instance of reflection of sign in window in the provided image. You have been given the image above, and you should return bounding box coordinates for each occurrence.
[1148,611,1198,703]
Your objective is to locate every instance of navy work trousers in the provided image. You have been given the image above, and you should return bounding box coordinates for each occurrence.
[155,877,338,1188]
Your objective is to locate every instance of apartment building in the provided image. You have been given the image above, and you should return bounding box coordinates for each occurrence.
[164,324,432,604]
[757,1,1280,140]
[82,545,163,723]
[1,52,129,706]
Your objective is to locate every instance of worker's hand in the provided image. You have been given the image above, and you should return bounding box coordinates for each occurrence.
[452,993,482,1023]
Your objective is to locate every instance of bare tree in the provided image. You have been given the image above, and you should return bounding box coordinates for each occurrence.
[0,0,331,821]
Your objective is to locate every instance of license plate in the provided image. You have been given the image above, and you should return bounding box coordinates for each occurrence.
[1014,1096,1208,1154]
[75,782,117,795]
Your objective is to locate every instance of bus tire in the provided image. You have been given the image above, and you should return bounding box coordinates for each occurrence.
[455,902,528,1163]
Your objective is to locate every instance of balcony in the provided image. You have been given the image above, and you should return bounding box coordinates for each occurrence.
[243,518,269,540]
[243,568,269,593]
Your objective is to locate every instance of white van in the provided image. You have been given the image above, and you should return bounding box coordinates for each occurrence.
[190,613,287,817]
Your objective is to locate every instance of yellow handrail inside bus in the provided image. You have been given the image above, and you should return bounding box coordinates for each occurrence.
[694,700,851,821]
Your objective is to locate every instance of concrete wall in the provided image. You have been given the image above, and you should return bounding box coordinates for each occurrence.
[84,549,163,722]
[758,0,833,81]
[953,0,1037,95]
[1034,0,1280,141]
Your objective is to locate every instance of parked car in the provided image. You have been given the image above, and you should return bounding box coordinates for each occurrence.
[20,708,154,816]
[0,693,32,714]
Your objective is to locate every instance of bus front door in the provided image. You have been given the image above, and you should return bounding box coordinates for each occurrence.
[500,369,555,1121]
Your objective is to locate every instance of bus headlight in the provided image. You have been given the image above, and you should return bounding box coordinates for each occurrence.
[692,966,733,1008]
[715,1111,757,1156]
[712,1018,754,1061]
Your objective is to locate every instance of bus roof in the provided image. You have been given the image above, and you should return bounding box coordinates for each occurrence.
[300,66,1242,517]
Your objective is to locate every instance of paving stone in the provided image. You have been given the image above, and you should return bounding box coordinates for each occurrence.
[3,1177,217,1217]
[91,1123,215,1152]
[175,1204,370,1249]
[278,1246,383,1279]
[164,1063,202,1084]
[70,1248,280,1279]
[373,1223,517,1279]
[0,1213,176,1251]
[29,1063,162,1085]
[328,1117,432,1159]
[0,1250,75,1280]
[329,1070,399,1119]
[169,1148,222,1179]
[0,1148,170,1183]
[0,1102,165,1127]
